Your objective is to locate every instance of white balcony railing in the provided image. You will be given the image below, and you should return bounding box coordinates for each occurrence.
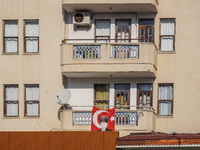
[73,45,101,59]
[111,45,139,59]
[73,111,137,126]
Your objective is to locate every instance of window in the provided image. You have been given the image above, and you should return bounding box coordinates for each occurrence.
[25,84,39,117]
[116,19,131,42]
[24,20,39,53]
[158,84,173,116]
[4,20,18,53]
[4,85,19,117]
[160,18,175,51]
[139,19,154,43]
[137,84,153,110]
[115,84,130,109]
[94,84,109,109]
[95,20,110,43]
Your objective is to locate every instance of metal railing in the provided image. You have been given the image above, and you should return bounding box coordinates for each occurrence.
[73,111,137,126]
[74,45,101,59]
[62,38,154,43]
[111,45,139,59]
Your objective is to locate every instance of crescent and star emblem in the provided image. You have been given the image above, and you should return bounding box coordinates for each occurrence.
[93,110,115,129]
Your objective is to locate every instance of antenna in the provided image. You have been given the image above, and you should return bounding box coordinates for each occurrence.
[56,89,71,105]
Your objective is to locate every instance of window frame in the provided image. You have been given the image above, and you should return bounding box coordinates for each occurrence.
[158,83,174,116]
[94,19,111,43]
[24,84,40,117]
[138,18,154,43]
[115,19,131,43]
[159,18,176,52]
[137,83,153,110]
[114,83,130,110]
[94,84,109,109]
[4,84,19,117]
[3,20,19,53]
[24,19,39,53]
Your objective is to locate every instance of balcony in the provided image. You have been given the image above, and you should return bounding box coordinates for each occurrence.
[60,107,156,136]
[61,42,158,78]
[62,0,158,13]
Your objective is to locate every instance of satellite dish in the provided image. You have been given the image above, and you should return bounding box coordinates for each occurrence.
[56,89,71,105]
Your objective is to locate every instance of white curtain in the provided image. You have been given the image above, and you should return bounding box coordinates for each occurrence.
[6,86,18,116]
[159,101,172,116]
[161,19,175,35]
[25,21,39,36]
[4,21,18,53]
[159,84,173,115]
[161,37,174,51]
[7,102,18,116]
[26,38,38,53]
[25,21,39,52]
[26,86,39,116]
[159,84,173,100]
[27,102,39,116]
[160,19,175,51]
[96,20,110,36]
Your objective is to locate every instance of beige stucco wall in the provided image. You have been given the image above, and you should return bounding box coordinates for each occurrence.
[0,0,63,131]
[154,0,200,133]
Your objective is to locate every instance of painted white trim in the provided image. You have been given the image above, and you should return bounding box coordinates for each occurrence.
[116,144,200,148]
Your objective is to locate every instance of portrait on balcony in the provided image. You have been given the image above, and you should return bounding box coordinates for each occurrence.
[91,107,115,131]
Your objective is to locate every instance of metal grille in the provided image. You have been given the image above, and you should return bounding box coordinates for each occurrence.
[74,45,101,59]
[111,45,139,59]
[73,112,92,125]
[115,112,137,125]
[73,111,137,126]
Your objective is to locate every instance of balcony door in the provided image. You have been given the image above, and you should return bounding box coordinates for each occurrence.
[139,19,154,43]
[116,20,131,42]
[137,84,153,110]
[115,84,130,109]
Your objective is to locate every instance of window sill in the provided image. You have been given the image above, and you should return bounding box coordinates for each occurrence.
[157,115,174,118]
[23,53,40,55]
[2,53,19,55]
[158,51,176,54]
[2,117,20,119]
[23,116,40,119]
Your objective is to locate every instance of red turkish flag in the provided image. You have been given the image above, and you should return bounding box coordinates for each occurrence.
[91,107,116,131]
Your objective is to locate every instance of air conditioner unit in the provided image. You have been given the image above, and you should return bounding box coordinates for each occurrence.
[73,12,92,28]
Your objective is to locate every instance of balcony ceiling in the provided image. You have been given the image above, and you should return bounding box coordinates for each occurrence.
[62,1,158,13]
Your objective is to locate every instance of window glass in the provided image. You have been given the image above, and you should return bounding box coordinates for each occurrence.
[25,85,39,117]
[25,20,39,53]
[4,85,19,117]
[158,84,173,116]
[160,18,175,51]
[4,20,18,53]
[94,84,109,109]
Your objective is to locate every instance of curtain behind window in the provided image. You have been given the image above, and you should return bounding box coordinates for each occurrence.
[6,86,18,116]
[26,86,39,116]
[160,19,175,51]
[4,21,18,53]
[25,21,39,52]
[95,85,109,100]
[159,84,173,115]
[96,20,110,36]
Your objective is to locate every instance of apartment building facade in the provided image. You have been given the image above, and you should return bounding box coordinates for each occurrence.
[1,0,200,138]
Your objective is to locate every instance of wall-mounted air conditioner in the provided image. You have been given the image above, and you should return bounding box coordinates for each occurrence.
[73,12,92,28]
